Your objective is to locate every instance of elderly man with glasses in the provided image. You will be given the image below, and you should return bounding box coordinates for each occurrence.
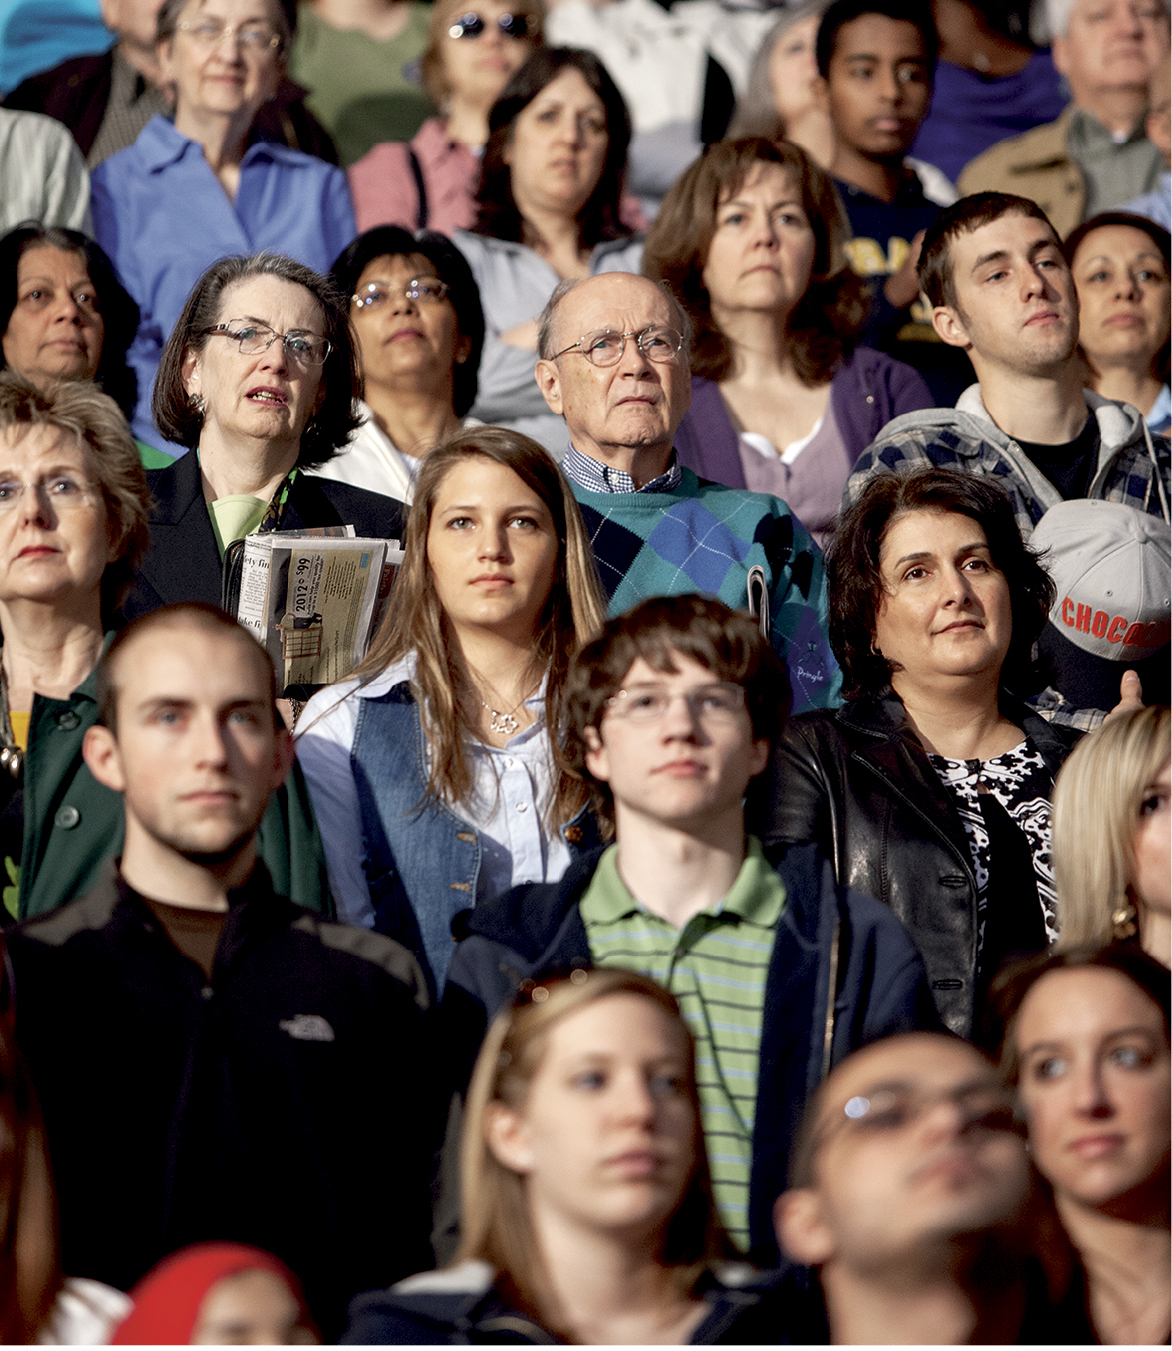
[534,271,841,713]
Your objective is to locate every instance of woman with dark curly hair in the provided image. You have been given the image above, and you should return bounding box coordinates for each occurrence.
[0,224,166,465]
[750,466,1081,1038]
[453,47,643,455]
[644,138,931,544]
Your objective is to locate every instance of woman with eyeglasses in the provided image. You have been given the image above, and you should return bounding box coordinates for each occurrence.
[123,253,405,621]
[349,0,545,237]
[296,425,606,997]
[453,47,643,456]
[309,227,485,503]
[90,0,356,449]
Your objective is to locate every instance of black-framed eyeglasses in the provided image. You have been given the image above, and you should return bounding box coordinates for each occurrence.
[201,321,331,366]
[552,325,685,367]
[447,11,533,39]
[352,278,450,309]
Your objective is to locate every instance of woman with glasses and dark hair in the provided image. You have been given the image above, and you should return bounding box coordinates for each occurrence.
[310,226,485,503]
[90,0,356,447]
[349,0,545,237]
[123,253,405,621]
[0,224,169,465]
[453,47,643,455]
[751,466,1082,1040]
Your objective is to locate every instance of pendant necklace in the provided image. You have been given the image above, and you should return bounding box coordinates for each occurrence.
[0,666,22,779]
[477,676,539,738]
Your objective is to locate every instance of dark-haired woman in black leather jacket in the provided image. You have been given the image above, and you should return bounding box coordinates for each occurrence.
[750,467,1081,1037]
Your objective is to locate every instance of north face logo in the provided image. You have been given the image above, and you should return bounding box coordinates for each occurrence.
[278,1014,335,1042]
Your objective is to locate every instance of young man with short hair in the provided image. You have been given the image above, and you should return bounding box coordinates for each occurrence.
[5,603,435,1335]
[814,0,972,401]
[444,594,934,1262]
[845,191,1170,717]
[773,1032,1095,1343]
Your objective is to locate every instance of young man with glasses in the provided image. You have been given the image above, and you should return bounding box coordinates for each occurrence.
[443,594,934,1264]
[773,1032,1095,1343]
[535,271,841,714]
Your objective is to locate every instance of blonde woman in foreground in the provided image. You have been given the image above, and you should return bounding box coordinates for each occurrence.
[342,968,783,1344]
[1052,705,1171,968]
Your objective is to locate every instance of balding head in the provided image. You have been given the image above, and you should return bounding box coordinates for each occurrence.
[534,273,693,482]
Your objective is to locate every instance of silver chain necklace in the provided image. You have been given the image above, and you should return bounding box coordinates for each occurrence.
[477,676,540,738]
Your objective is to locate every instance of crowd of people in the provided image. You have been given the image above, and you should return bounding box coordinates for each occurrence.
[0,0,1165,1341]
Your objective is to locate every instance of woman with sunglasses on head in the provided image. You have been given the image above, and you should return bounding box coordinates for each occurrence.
[343,968,782,1344]
[90,0,355,448]
[453,47,643,455]
[297,425,606,997]
[310,226,485,503]
[123,253,405,621]
[349,0,545,237]
[993,945,1171,1346]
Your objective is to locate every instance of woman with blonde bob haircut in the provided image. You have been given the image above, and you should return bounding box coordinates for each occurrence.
[298,426,607,996]
[1053,706,1171,968]
[342,968,782,1344]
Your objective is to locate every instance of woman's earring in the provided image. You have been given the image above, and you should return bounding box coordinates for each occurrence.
[190,392,206,416]
[1111,899,1138,941]
[870,640,882,658]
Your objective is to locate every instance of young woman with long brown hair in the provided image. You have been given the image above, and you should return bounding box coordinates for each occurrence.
[296,425,606,996]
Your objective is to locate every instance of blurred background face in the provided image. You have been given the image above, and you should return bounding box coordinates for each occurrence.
[350,254,466,394]
[1015,967,1170,1210]
[486,994,698,1238]
[1071,224,1170,375]
[190,1268,317,1344]
[504,67,609,218]
[100,0,166,50]
[702,163,817,328]
[1053,0,1170,100]
[768,13,822,128]
[160,0,284,121]
[3,247,104,389]
[441,0,536,110]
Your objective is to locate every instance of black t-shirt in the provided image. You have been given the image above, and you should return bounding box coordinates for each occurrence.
[141,894,227,978]
[1015,415,1100,500]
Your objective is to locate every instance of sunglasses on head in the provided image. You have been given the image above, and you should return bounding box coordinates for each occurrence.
[447,10,533,39]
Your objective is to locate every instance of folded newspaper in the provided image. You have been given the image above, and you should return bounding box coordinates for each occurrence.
[223,527,404,696]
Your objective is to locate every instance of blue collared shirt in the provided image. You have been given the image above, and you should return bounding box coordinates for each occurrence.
[91,115,356,446]
[561,443,683,494]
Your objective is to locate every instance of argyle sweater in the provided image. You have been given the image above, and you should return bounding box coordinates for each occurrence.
[571,468,841,714]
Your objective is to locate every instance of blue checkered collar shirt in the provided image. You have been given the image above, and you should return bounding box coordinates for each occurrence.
[561,443,683,495]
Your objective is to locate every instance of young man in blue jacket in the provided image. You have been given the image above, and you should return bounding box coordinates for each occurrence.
[443,594,936,1264]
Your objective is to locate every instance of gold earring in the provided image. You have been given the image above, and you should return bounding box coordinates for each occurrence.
[1112,899,1138,941]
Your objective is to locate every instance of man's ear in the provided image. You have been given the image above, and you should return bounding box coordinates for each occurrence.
[775,1187,837,1267]
[812,74,830,113]
[749,736,770,780]
[535,357,564,416]
[83,723,127,794]
[484,1101,534,1174]
[583,725,610,784]
[931,304,973,350]
[271,726,295,791]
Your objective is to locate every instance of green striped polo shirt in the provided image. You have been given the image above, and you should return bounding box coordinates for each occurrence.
[579,839,784,1249]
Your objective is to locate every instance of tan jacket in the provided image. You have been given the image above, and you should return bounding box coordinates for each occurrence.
[957,105,1084,238]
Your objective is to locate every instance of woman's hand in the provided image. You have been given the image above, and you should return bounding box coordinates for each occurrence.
[500,318,540,351]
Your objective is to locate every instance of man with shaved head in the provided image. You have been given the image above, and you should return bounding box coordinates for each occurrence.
[535,271,840,713]
[773,1031,1093,1343]
[5,604,436,1337]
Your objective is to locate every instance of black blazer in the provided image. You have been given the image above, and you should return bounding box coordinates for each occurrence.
[124,451,408,620]
[748,692,1081,1039]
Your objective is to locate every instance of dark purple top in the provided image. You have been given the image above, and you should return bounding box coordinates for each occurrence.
[674,346,935,491]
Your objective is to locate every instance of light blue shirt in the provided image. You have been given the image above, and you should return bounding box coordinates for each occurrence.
[91,115,356,446]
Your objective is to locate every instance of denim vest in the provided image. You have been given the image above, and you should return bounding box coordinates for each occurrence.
[350,681,597,997]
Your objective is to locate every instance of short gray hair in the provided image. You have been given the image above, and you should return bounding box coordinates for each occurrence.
[156,0,292,48]
[1045,0,1167,38]
[536,275,694,360]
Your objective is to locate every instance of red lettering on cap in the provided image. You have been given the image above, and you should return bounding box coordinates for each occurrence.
[1062,597,1075,626]
[1123,622,1146,646]
[1091,611,1109,638]
[1075,604,1092,634]
[1107,616,1127,643]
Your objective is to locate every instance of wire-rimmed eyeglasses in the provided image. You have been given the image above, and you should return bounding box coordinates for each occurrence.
[352,279,450,309]
[603,682,747,725]
[551,325,685,367]
[175,18,282,50]
[0,474,98,514]
[201,322,331,366]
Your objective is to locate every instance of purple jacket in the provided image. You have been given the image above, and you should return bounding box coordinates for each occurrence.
[674,347,934,490]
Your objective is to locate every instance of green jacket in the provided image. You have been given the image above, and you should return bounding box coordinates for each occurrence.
[12,650,331,922]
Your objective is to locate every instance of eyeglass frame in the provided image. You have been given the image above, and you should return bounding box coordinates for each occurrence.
[0,474,101,514]
[602,681,748,726]
[351,278,451,309]
[446,11,534,40]
[174,18,284,51]
[550,325,686,367]
[200,321,332,367]
[811,1079,1025,1156]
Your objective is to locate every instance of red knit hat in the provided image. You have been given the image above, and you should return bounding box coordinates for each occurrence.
[110,1242,312,1345]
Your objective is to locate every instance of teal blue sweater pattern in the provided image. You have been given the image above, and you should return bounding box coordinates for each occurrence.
[571,468,841,714]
